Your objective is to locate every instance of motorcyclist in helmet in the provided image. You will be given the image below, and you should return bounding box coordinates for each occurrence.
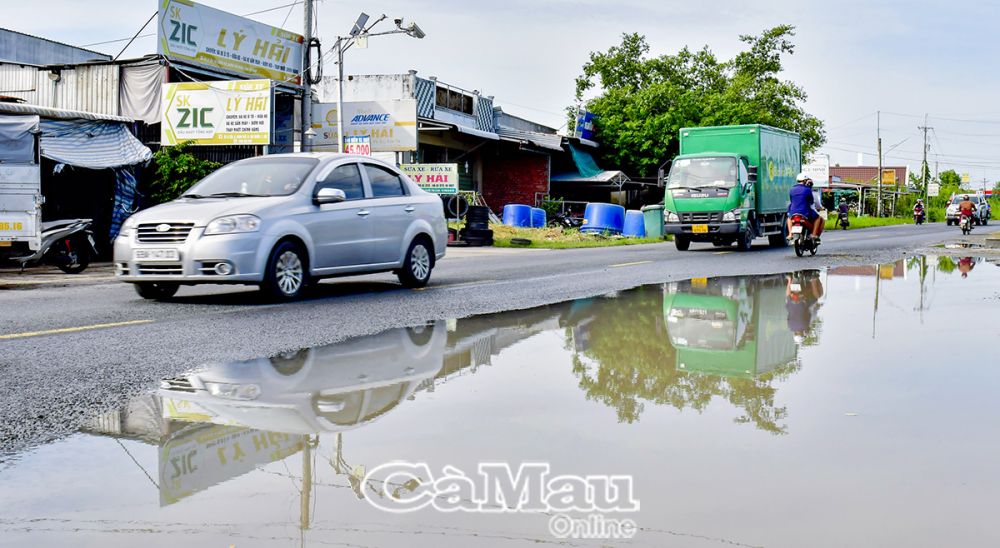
[787,173,825,242]
[958,195,977,223]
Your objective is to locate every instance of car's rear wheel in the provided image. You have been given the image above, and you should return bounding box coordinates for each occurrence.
[134,282,179,300]
[674,236,690,251]
[397,237,433,288]
[262,241,309,301]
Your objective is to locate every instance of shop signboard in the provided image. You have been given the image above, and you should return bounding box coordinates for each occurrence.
[802,153,830,188]
[312,100,418,152]
[161,79,271,146]
[157,0,304,84]
[400,164,459,194]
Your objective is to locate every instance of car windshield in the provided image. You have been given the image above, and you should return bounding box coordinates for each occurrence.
[952,196,978,204]
[667,157,738,189]
[184,158,319,198]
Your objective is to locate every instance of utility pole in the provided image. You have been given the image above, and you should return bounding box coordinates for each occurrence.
[301,0,314,152]
[877,111,883,217]
[919,115,932,204]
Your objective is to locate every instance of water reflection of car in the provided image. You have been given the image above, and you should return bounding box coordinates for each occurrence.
[158,322,445,434]
[663,275,797,377]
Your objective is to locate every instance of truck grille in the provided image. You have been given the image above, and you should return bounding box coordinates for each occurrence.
[137,263,183,276]
[160,377,196,393]
[680,212,723,223]
[137,223,194,243]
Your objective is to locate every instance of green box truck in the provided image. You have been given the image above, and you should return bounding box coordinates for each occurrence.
[661,124,801,251]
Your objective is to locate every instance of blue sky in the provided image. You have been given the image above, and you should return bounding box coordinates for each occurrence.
[6,0,1000,183]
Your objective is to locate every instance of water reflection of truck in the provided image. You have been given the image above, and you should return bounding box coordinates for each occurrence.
[661,125,801,252]
[663,275,797,378]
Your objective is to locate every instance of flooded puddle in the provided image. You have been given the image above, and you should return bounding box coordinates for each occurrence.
[2,256,999,547]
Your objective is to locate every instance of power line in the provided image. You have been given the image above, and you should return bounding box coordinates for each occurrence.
[79,1,304,48]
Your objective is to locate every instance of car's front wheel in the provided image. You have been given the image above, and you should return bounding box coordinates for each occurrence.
[134,282,179,300]
[262,240,309,301]
[397,237,433,288]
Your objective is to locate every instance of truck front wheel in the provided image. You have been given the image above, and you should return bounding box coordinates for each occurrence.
[674,236,690,251]
[736,229,754,252]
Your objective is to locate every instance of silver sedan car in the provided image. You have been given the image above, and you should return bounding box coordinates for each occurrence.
[114,153,447,300]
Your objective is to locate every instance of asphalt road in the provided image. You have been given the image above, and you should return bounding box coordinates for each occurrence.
[0,222,966,454]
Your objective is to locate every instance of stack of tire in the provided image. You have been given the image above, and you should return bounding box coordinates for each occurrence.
[460,205,493,246]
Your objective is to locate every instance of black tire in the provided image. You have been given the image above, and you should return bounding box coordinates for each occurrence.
[768,222,789,248]
[134,282,179,300]
[261,240,309,301]
[736,229,753,252]
[983,217,989,226]
[57,239,90,274]
[397,237,433,288]
[809,245,818,256]
[794,241,804,257]
[674,236,690,251]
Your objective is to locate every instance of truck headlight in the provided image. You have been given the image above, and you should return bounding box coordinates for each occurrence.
[722,209,738,222]
[204,382,261,400]
[204,215,261,235]
[666,211,680,223]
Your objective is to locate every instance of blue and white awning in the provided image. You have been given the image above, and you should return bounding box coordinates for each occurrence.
[39,119,152,169]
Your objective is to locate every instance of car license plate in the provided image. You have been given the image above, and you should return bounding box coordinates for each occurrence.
[791,225,804,234]
[692,224,709,234]
[691,277,708,288]
[133,248,179,262]
[0,241,11,247]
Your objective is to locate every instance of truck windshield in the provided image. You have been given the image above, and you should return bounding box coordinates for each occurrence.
[667,157,738,189]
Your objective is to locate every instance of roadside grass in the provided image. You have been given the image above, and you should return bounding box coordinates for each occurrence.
[844,214,915,229]
[453,223,667,249]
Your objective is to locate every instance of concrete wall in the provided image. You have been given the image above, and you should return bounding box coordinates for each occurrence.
[317,73,413,102]
[0,29,110,65]
[481,144,550,211]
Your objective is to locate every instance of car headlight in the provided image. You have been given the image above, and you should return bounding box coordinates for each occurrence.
[118,217,138,237]
[666,211,680,223]
[722,209,738,222]
[204,215,261,235]
[204,382,261,401]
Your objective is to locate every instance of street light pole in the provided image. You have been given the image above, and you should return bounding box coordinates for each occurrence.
[301,0,314,152]
[336,37,345,154]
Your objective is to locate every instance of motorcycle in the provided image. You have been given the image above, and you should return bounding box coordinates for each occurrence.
[11,219,98,273]
[547,212,583,229]
[836,210,850,230]
[913,209,925,225]
[959,213,974,236]
[789,214,819,257]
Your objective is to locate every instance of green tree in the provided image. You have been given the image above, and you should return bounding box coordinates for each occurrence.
[573,26,825,177]
[149,142,221,204]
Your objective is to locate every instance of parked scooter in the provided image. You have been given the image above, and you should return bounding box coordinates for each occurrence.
[547,212,583,229]
[959,213,974,236]
[789,214,819,257]
[11,219,98,273]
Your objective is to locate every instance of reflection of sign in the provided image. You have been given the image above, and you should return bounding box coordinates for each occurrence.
[158,421,305,506]
[928,183,940,197]
[162,79,271,146]
[312,100,417,151]
[345,135,371,156]
[400,164,459,194]
[881,169,896,185]
[802,154,830,188]
[157,0,304,84]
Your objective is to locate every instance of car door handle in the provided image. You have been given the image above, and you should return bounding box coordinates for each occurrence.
[357,210,370,217]
[404,205,416,213]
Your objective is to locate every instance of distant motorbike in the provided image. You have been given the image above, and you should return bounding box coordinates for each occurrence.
[836,210,850,230]
[789,214,819,257]
[959,213,974,235]
[913,208,925,225]
[11,219,98,273]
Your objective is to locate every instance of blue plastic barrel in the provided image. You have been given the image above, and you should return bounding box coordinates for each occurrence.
[623,210,646,238]
[530,207,547,228]
[502,204,532,228]
[581,203,626,234]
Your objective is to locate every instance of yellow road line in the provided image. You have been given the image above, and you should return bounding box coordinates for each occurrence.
[0,319,153,341]
[413,279,498,291]
[610,260,652,268]
[714,251,733,255]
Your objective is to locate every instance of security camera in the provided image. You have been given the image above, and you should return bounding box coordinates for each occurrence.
[407,23,426,39]
[394,17,403,27]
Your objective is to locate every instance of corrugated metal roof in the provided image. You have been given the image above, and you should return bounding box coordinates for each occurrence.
[497,126,564,151]
[0,101,133,122]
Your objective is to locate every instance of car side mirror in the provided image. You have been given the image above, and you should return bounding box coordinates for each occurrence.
[747,165,758,183]
[657,168,665,188]
[314,187,346,205]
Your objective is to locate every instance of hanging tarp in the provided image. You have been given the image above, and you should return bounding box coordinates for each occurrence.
[0,114,39,163]
[39,119,152,169]
[119,61,165,124]
[109,167,139,241]
[568,143,603,179]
